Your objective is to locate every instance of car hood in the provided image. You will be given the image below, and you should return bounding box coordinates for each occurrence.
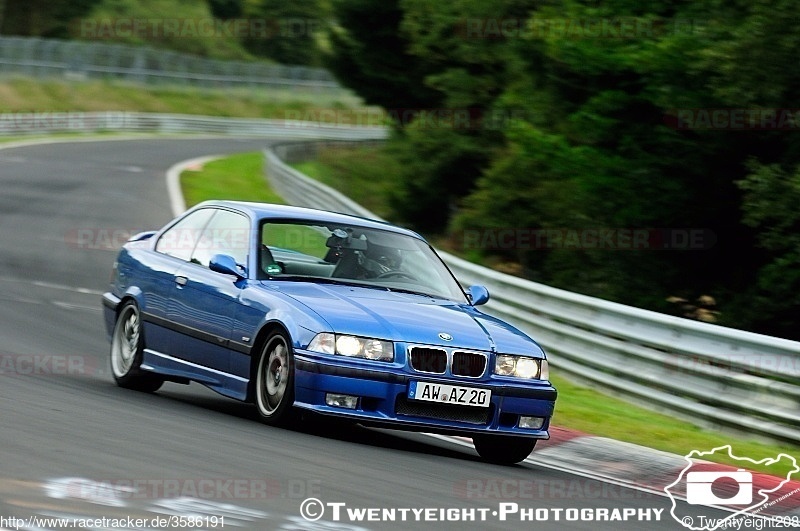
[267,282,544,356]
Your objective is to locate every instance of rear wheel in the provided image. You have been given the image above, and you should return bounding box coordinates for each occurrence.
[110,301,163,393]
[255,331,295,425]
[472,435,536,465]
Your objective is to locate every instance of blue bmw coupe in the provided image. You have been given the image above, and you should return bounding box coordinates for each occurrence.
[103,201,556,464]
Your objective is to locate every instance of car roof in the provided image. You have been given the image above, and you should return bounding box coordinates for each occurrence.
[192,200,426,240]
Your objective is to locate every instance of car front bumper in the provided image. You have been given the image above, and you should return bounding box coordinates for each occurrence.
[101,292,120,338]
[293,350,556,439]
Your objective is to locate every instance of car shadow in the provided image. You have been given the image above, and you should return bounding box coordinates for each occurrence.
[149,381,485,463]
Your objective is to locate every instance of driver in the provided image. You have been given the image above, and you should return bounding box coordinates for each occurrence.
[363,242,403,277]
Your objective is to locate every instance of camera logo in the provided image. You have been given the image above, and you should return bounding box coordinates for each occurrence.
[664,445,799,531]
[686,469,752,506]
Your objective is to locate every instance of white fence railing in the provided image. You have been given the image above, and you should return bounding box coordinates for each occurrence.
[265,140,800,445]
[0,36,343,92]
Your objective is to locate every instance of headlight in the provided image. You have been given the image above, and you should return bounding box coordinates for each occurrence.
[494,355,548,380]
[308,333,393,362]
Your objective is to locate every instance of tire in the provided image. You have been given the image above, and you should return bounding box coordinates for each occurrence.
[255,331,295,425]
[110,300,163,393]
[472,435,536,465]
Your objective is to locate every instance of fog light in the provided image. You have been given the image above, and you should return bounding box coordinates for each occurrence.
[325,393,358,409]
[519,416,544,430]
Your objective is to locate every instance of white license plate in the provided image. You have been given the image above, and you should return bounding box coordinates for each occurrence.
[408,381,491,408]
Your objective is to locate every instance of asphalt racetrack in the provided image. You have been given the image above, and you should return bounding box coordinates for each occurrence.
[0,137,732,530]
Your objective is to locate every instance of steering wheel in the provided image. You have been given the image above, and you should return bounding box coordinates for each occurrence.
[377,271,416,280]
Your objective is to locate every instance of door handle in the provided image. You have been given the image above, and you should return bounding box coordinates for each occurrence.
[175,276,188,287]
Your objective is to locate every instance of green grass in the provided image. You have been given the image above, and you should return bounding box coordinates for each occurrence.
[550,375,798,476]
[184,150,800,477]
[0,77,366,118]
[181,152,284,207]
[291,144,400,220]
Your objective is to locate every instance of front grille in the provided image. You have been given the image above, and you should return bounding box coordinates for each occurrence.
[409,347,447,374]
[452,351,487,377]
[395,396,491,425]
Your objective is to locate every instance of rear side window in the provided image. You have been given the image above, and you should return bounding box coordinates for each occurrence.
[155,208,216,261]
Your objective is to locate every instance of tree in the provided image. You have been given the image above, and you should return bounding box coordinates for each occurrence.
[387,126,495,233]
[0,0,103,38]
[208,0,243,20]
[332,0,800,336]
[326,0,442,110]
[328,0,536,231]
[242,0,325,65]
[450,0,800,333]
[736,162,800,337]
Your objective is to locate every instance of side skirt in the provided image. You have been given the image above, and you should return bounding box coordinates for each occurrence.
[142,349,250,401]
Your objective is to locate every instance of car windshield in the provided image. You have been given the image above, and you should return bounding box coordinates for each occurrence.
[259,220,467,303]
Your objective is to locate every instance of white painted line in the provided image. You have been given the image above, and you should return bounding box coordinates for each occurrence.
[0,295,39,305]
[0,134,245,153]
[117,165,143,172]
[0,134,159,152]
[165,155,222,216]
[0,276,104,296]
[30,280,103,296]
[52,301,101,312]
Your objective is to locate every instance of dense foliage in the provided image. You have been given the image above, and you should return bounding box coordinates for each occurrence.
[0,0,327,64]
[0,0,103,38]
[240,0,322,65]
[4,0,797,337]
[327,0,800,339]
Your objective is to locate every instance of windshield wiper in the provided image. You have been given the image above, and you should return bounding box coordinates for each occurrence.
[271,275,452,300]
[269,274,366,287]
[383,285,447,300]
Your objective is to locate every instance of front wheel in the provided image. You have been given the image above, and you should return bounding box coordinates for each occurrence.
[472,435,536,465]
[255,331,295,425]
[110,301,163,393]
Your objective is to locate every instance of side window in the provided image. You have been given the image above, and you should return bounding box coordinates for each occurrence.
[191,210,251,269]
[155,208,216,261]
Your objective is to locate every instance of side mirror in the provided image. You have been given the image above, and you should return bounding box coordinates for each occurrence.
[468,285,490,306]
[129,230,157,242]
[210,254,245,280]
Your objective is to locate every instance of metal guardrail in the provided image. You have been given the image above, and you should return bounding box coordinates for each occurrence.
[0,111,388,139]
[0,36,343,91]
[4,109,797,444]
[265,140,800,445]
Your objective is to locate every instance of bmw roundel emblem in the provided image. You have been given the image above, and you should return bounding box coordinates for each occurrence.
[438,332,453,341]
